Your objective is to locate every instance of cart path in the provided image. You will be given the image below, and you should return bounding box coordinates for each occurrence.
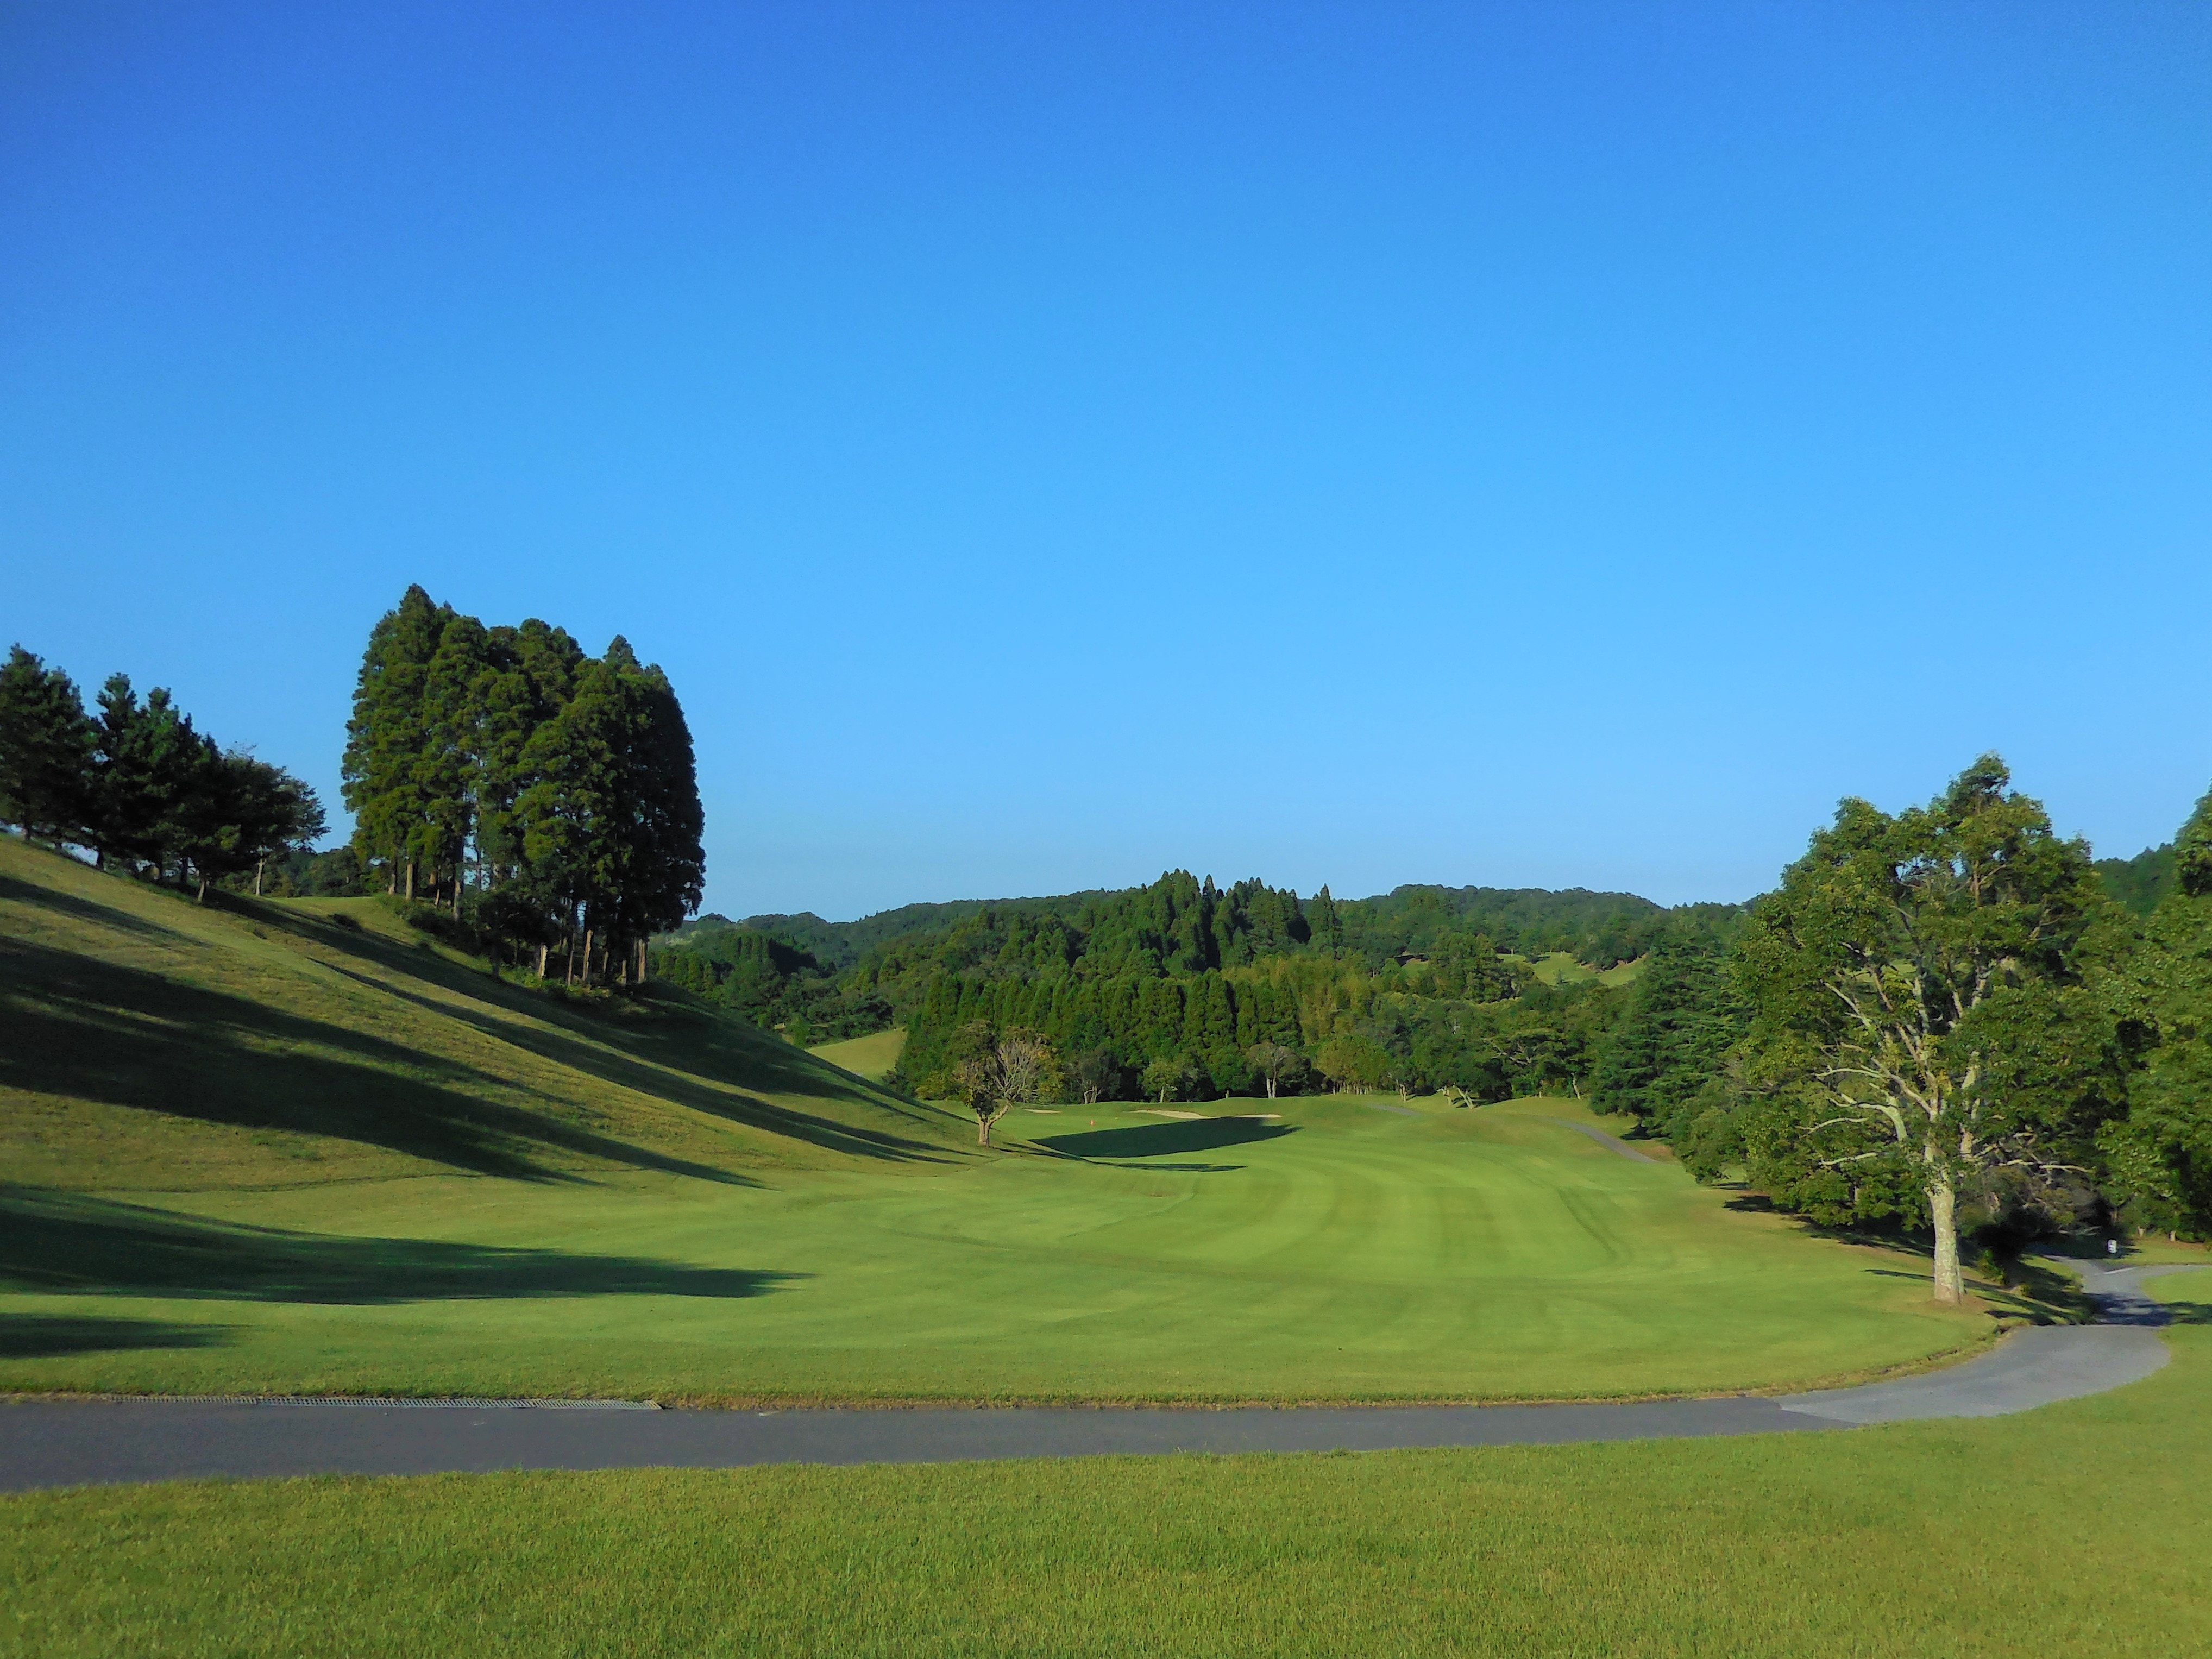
[1,1262,2198,1494]
[1536,1116,1661,1164]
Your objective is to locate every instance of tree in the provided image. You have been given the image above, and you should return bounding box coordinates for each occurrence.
[949,1022,1060,1146]
[1592,938,1743,1135]
[89,677,207,878]
[1734,756,2112,1304]
[2097,787,2212,1237]
[1245,1040,1306,1100]
[1070,1046,1123,1105]
[342,586,454,899]
[174,752,326,901]
[0,646,94,844]
[1141,1053,1192,1104]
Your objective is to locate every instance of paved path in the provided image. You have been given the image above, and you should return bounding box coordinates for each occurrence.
[2,1262,2197,1494]
[1536,1116,1660,1164]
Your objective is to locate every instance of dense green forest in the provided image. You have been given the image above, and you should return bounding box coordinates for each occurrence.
[653,872,1726,1103]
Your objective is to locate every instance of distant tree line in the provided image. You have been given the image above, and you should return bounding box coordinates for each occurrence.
[654,870,1669,1102]
[341,586,706,986]
[0,644,324,899]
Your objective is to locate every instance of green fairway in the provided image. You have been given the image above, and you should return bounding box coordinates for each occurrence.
[806,1027,906,1082]
[3,836,2000,1404]
[2,1089,1992,1403]
[4,1278,2205,1658]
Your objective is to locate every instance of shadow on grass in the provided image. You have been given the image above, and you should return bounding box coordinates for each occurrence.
[1034,1118,1298,1161]
[318,957,964,1167]
[6,857,959,1171]
[0,871,191,945]
[0,1312,235,1359]
[0,1187,802,1306]
[0,937,750,1184]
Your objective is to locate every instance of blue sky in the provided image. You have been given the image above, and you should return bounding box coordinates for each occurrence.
[4,2,2208,919]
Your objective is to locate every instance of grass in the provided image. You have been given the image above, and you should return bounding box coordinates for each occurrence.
[4,835,2008,1404]
[807,1027,906,1082]
[3,1281,2204,1657]
[1,1092,1996,1403]
[0,837,974,1192]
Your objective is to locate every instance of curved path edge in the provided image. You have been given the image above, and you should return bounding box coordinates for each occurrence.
[2,1262,2200,1494]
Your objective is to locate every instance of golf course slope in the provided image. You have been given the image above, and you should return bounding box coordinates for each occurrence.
[0,836,975,1193]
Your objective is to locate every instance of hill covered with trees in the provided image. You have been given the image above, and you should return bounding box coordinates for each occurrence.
[654,871,1728,1104]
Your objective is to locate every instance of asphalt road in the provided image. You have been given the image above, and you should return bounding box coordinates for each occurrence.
[1,1262,2198,1493]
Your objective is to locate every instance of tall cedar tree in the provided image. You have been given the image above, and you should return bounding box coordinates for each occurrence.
[342,584,455,899]
[1733,756,2114,1303]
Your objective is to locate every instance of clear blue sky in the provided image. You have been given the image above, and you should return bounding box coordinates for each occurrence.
[4,2,2208,920]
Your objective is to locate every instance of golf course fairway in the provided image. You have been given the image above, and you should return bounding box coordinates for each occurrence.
[3,1095,1989,1403]
[1,840,1996,1404]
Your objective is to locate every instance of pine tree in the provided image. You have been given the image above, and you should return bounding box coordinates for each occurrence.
[0,645,95,844]
[90,676,209,878]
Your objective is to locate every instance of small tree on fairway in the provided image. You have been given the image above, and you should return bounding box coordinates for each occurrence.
[1070,1046,1121,1105]
[1142,1053,1191,1104]
[1735,756,2112,1304]
[950,1022,1061,1146]
[1245,1041,1306,1100]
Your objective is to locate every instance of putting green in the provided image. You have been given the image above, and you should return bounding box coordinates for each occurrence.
[2,1094,1985,1404]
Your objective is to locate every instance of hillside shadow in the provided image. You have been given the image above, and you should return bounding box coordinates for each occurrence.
[0,938,749,1184]
[0,1312,235,1359]
[319,960,962,1166]
[1035,1118,1299,1161]
[0,870,192,944]
[0,1187,801,1306]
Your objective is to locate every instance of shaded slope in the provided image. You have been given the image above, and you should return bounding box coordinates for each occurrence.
[0,839,976,1191]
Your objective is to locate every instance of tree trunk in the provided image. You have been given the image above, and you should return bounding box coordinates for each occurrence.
[536,942,548,979]
[637,937,648,985]
[1928,1173,1964,1305]
[255,860,265,897]
[977,1112,991,1147]
[581,928,594,986]
[1266,1076,1278,1099]
[404,862,416,902]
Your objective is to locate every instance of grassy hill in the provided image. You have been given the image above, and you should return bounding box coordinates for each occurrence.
[0,837,975,1193]
[808,1028,907,1082]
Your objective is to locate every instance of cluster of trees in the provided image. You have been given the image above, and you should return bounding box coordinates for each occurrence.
[654,869,1653,1103]
[650,921,891,1042]
[341,587,705,986]
[0,645,324,898]
[1594,756,2212,1300]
